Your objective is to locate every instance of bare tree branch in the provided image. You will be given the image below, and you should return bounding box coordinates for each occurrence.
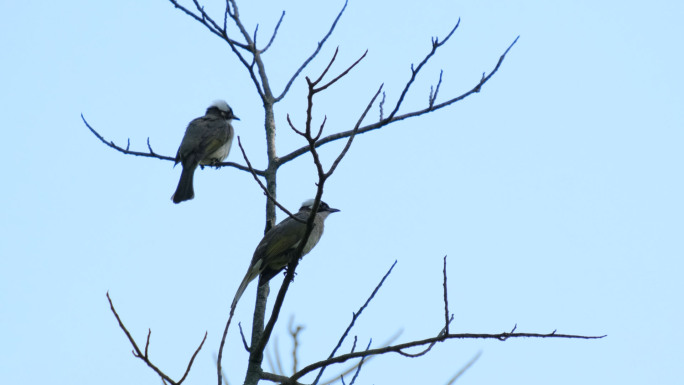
[397,315,453,358]
[288,318,304,373]
[82,114,174,162]
[292,328,605,381]
[443,255,450,334]
[312,261,397,384]
[277,36,520,166]
[316,49,368,95]
[347,339,372,385]
[238,322,250,352]
[82,114,262,174]
[429,70,444,108]
[106,292,206,385]
[261,11,285,54]
[444,351,482,385]
[388,19,460,120]
[319,330,402,385]
[274,0,348,102]
[167,0,248,49]
[251,50,370,380]
[237,137,302,222]
[260,372,305,385]
[325,84,382,178]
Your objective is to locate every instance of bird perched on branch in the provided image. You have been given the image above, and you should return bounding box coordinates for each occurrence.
[231,199,340,309]
[172,100,239,204]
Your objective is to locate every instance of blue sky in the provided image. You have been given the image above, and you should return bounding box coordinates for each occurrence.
[1,1,682,384]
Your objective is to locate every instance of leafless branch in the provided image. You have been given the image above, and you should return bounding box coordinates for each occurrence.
[277,36,520,166]
[388,19,460,120]
[347,339,372,385]
[319,330,402,385]
[167,0,247,49]
[210,0,267,98]
[253,53,377,375]
[397,315,453,358]
[274,0,348,102]
[82,114,174,162]
[311,48,340,86]
[289,318,304,373]
[261,11,285,54]
[309,49,368,94]
[312,261,397,384]
[237,137,302,222]
[285,50,372,182]
[443,255,450,334]
[106,292,206,385]
[223,0,230,32]
[238,322,250,352]
[260,372,305,385]
[82,114,260,174]
[287,114,306,136]
[444,351,482,385]
[293,328,605,381]
[429,70,444,108]
[325,84,382,178]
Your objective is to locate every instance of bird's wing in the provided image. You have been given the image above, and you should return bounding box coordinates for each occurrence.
[250,213,316,269]
[197,116,231,156]
[178,115,230,160]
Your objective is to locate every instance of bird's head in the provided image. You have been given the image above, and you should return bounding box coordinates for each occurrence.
[207,100,240,121]
[300,199,340,216]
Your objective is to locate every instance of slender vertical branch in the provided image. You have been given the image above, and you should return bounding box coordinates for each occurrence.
[443,255,450,334]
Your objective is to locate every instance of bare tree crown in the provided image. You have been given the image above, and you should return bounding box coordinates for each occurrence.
[84,1,604,385]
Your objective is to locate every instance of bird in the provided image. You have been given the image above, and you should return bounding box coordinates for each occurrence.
[171,100,239,204]
[231,199,340,309]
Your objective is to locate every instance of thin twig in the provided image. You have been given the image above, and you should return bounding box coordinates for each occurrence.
[81,114,260,173]
[82,114,174,161]
[388,20,460,120]
[293,328,605,381]
[289,318,304,373]
[314,50,368,94]
[237,137,304,222]
[443,255,450,334]
[275,0,349,102]
[348,339,372,385]
[310,47,340,86]
[325,84,382,178]
[167,0,247,49]
[429,70,444,108]
[238,322,250,352]
[444,351,482,385]
[313,261,397,384]
[261,11,285,54]
[260,372,305,385]
[277,36,520,166]
[397,315,453,358]
[318,330,402,385]
[106,292,206,385]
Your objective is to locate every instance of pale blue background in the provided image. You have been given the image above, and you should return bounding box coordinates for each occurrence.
[1,1,682,384]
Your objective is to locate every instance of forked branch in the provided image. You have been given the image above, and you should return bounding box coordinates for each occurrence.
[278,32,520,166]
[106,292,206,385]
[81,114,261,174]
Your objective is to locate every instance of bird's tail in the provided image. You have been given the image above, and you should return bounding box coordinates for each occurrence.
[171,162,197,204]
[231,267,258,310]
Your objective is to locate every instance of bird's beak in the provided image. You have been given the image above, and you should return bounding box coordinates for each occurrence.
[328,207,340,213]
[233,116,240,121]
